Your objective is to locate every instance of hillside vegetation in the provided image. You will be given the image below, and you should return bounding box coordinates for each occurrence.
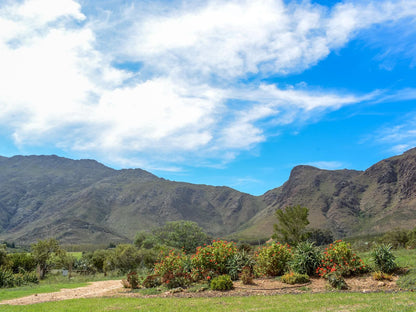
[1,148,416,244]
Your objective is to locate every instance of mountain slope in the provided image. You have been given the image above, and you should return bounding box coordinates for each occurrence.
[0,155,264,244]
[1,149,416,245]
[237,148,416,239]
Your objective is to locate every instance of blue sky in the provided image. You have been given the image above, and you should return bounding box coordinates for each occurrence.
[1,0,416,195]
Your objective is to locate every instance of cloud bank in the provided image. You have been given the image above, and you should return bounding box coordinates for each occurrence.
[1,0,416,170]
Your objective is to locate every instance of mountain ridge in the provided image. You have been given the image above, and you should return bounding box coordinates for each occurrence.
[1,150,416,244]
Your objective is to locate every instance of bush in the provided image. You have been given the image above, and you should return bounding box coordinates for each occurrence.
[154,250,191,289]
[210,274,234,291]
[280,271,310,284]
[239,266,254,285]
[371,244,397,273]
[372,271,393,281]
[316,240,367,277]
[0,269,38,288]
[142,274,162,288]
[254,242,292,277]
[226,250,255,281]
[127,271,139,289]
[326,272,348,290]
[382,229,409,249]
[191,240,237,281]
[6,253,36,274]
[291,241,322,276]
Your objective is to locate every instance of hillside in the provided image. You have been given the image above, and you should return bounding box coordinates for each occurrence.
[0,155,264,244]
[236,148,416,239]
[1,149,416,245]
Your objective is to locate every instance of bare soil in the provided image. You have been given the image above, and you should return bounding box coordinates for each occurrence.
[0,274,401,305]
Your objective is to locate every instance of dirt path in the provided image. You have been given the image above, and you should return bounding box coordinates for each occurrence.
[0,280,123,306]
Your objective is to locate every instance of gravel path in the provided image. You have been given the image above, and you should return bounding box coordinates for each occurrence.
[0,280,123,306]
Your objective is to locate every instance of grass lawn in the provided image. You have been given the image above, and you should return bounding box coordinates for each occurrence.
[1,291,415,312]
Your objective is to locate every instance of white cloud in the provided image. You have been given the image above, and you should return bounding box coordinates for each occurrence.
[0,0,416,170]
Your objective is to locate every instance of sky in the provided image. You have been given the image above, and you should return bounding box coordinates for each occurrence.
[0,0,416,195]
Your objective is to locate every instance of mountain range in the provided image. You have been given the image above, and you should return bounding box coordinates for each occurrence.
[1,148,416,245]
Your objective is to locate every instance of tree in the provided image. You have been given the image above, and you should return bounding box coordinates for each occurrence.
[31,238,64,279]
[152,220,209,254]
[273,205,309,246]
[306,228,334,246]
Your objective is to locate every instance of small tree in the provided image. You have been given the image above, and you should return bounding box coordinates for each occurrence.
[138,220,209,254]
[31,238,63,279]
[273,205,309,246]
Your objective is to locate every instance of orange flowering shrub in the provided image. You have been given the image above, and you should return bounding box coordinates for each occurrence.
[154,250,191,288]
[190,240,237,281]
[317,240,367,277]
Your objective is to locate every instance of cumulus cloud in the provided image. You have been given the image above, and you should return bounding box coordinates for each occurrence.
[0,0,415,170]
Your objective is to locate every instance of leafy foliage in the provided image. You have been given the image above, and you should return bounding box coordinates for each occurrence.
[306,229,334,246]
[142,274,162,288]
[370,244,397,273]
[317,240,367,277]
[382,228,409,249]
[326,272,348,290]
[210,274,234,291]
[154,250,192,289]
[291,241,322,276]
[226,250,255,281]
[6,253,37,274]
[239,266,254,285]
[254,242,292,277]
[126,271,139,289]
[0,269,38,288]
[31,238,64,279]
[151,221,209,254]
[191,240,237,281]
[280,271,310,284]
[273,205,309,246]
[104,244,141,273]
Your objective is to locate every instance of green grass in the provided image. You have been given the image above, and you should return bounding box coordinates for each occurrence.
[1,292,416,312]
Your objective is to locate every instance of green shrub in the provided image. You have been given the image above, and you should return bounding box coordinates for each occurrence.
[382,229,409,249]
[154,250,191,289]
[239,266,254,285]
[127,271,139,289]
[291,241,322,276]
[226,250,255,281]
[317,240,367,277]
[0,269,38,288]
[326,272,348,290]
[0,269,15,288]
[254,242,292,277]
[142,274,162,288]
[371,244,397,273]
[191,240,237,281]
[6,253,37,274]
[280,271,310,284]
[210,274,234,291]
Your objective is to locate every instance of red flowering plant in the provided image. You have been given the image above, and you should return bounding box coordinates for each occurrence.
[254,242,293,277]
[153,250,191,289]
[316,240,367,278]
[190,240,238,281]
